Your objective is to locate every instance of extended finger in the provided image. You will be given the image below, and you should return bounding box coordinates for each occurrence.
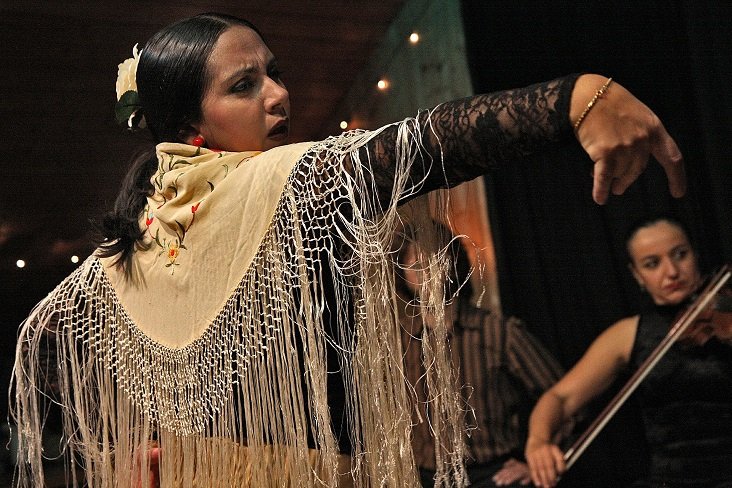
[552,448,567,475]
[536,457,557,487]
[539,465,557,487]
[651,126,686,198]
[592,159,615,205]
[527,457,542,487]
[610,150,649,196]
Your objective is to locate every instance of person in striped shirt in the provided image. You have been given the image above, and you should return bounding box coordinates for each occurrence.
[397,226,566,487]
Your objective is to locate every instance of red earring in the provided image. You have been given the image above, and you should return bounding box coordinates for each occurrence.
[192,135,205,147]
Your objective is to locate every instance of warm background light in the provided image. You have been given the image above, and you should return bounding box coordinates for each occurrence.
[377,79,389,90]
[409,32,420,44]
[71,255,80,263]
[16,259,26,269]
[339,120,348,130]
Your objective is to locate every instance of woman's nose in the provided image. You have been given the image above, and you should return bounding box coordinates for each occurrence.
[264,77,289,114]
[664,259,680,277]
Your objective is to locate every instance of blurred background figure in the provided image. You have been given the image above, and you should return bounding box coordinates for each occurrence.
[397,223,569,487]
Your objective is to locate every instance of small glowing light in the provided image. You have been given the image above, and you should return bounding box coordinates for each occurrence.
[377,79,389,90]
[16,259,26,268]
[409,32,420,44]
[71,255,80,264]
[339,120,348,130]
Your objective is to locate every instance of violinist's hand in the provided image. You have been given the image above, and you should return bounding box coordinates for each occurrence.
[525,436,565,487]
[711,289,732,344]
[492,457,532,486]
[681,291,732,347]
[702,308,732,345]
[713,310,732,344]
[571,74,686,205]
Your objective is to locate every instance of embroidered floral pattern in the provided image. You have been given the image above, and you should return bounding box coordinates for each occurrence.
[167,243,180,264]
[145,149,259,274]
[145,204,194,272]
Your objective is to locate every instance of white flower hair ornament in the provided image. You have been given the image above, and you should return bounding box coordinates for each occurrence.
[114,44,146,130]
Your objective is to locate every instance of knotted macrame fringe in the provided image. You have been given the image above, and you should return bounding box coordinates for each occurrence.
[11,113,468,487]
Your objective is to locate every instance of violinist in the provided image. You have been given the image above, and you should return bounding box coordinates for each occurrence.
[524,215,732,488]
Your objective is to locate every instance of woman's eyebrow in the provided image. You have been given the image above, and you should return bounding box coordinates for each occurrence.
[223,64,259,84]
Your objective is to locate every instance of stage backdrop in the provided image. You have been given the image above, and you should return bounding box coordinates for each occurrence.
[325,0,504,313]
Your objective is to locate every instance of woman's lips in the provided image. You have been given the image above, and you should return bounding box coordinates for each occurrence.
[268,120,289,140]
[664,282,684,293]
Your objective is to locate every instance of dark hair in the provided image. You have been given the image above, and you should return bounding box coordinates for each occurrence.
[95,13,264,270]
[137,13,264,143]
[623,214,695,265]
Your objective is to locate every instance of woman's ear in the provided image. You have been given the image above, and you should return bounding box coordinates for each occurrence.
[178,125,202,145]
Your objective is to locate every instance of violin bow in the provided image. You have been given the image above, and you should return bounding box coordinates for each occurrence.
[562,264,731,471]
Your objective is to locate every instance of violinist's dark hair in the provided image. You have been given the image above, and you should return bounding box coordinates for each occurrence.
[623,213,696,265]
[94,13,265,271]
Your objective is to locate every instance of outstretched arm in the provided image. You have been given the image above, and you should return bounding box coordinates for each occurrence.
[366,73,684,206]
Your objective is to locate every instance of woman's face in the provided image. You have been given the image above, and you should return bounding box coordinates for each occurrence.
[191,25,290,152]
[400,242,422,296]
[628,220,701,306]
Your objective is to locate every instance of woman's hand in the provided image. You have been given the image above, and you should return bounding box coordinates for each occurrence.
[492,457,532,486]
[525,436,566,487]
[571,74,686,205]
[133,444,161,488]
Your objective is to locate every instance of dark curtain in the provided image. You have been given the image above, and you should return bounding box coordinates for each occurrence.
[460,1,731,486]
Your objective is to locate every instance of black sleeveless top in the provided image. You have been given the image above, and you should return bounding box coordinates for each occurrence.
[630,303,732,487]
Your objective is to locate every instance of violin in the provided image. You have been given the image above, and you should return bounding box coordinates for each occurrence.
[677,280,732,346]
[562,264,731,471]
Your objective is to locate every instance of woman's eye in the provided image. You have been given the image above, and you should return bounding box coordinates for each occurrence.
[231,79,254,93]
[643,259,659,269]
[673,248,689,260]
[268,68,283,81]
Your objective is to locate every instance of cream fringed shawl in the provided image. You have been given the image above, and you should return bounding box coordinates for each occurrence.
[12,123,467,487]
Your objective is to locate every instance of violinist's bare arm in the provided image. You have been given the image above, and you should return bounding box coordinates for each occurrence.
[525,316,638,487]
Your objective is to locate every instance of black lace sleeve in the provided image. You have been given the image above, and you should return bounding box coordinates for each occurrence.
[284,74,580,249]
[365,74,580,204]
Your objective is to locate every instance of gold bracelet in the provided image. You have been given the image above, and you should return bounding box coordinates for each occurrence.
[573,77,613,131]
